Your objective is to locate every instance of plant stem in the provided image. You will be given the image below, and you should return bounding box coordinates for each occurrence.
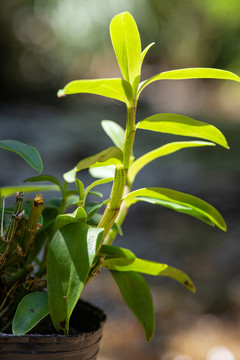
[97,104,136,243]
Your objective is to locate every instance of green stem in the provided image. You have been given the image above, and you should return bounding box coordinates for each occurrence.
[97,104,136,244]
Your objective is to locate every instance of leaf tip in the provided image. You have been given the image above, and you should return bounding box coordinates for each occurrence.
[57,89,66,98]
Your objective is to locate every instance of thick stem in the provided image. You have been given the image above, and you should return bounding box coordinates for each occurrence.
[97,105,136,244]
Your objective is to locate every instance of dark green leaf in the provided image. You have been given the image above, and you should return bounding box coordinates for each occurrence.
[55,207,87,229]
[12,292,49,335]
[24,175,62,189]
[111,271,155,342]
[0,140,43,173]
[47,223,104,334]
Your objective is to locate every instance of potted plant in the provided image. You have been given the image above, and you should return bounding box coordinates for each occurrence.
[1,11,240,358]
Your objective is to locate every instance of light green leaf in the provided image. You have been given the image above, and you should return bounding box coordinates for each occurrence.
[137,113,229,148]
[100,244,136,260]
[141,42,155,67]
[104,258,195,293]
[0,140,43,173]
[0,184,60,199]
[111,271,155,342]
[58,78,132,106]
[110,12,141,95]
[64,147,123,183]
[12,292,49,335]
[24,175,62,189]
[55,207,87,229]
[89,165,116,179]
[138,67,240,97]
[84,177,114,199]
[124,187,226,231]
[47,223,104,334]
[128,141,215,183]
[101,120,125,149]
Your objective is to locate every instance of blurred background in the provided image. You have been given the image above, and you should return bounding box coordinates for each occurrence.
[1,1,240,359]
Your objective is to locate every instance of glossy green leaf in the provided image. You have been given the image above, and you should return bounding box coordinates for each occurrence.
[0,184,60,199]
[101,120,125,149]
[64,147,123,183]
[12,292,49,335]
[111,271,155,342]
[58,78,132,106]
[100,244,136,260]
[24,175,62,189]
[141,42,155,67]
[87,214,122,235]
[124,187,226,231]
[55,207,87,229]
[89,165,116,179]
[47,223,104,334]
[104,258,195,293]
[84,177,114,199]
[0,140,43,173]
[137,113,229,149]
[128,141,215,183]
[138,67,240,96]
[110,12,141,94]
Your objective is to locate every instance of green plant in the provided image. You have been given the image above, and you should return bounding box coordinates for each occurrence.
[1,12,240,342]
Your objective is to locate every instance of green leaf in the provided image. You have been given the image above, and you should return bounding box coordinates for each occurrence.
[89,165,116,179]
[84,177,114,200]
[0,184,60,199]
[124,187,226,231]
[85,201,106,219]
[128,140,215,183]
[0,140,43,173]
[75,179,84,200]
[100,244,136,260]
[58,78,133,106]
[104,258,195,293]
[47,223,104,334]
[64,147,123,183]
[138,67,240,97]
[55,207,87,229]
[140,42,155,67]
[101,120,125,149]
[110,12,142,95]
[24,175,62,189]
[12,292,49,335]
[137,113,229,149]
[111,271,155,342]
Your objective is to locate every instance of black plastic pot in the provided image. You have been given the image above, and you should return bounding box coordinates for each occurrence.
[0,300,106,360]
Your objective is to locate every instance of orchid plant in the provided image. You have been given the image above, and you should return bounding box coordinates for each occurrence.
[1,12,240,342]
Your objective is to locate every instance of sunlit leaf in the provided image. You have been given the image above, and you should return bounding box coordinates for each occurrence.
[58,78,132,106]
[124,187,226,231]
[63,147,123,183]
[0,185,60,199]
[128,141,215,183]
[140,42,155,67]
[111,271,155,342]
[89,165,116,179]
[137,113,229,148]
[103,257,195,293]
[12,292,49,335]
[138,67,240,96]
[110,12,141,95]
[101,120,125,149]
[47,223,104,334]
[100,244,136,260]
[84,177,114,199]
[0,140,43,173]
